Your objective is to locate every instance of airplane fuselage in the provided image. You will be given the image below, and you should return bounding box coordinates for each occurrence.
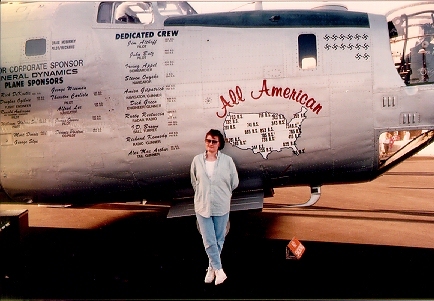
[1,2,433,204]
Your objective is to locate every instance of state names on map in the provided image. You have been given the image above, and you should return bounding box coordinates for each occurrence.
[224,107,308,159]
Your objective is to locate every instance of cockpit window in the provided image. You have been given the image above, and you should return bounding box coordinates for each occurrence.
[97,1,196,24]
[388,3,434,85]
[97,2,113,23]
[114,2,152,24]
[156,1,196,16]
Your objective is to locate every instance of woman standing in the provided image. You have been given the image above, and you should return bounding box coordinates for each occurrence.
[190,129,239,285]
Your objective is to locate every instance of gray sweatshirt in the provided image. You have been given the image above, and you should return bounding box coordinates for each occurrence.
[190,151,239,218]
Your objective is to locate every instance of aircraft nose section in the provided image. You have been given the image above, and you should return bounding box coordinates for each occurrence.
[387,2,434,85]
[379,2,434,174]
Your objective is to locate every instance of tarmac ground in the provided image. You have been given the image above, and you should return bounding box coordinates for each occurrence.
[0,157,433,300]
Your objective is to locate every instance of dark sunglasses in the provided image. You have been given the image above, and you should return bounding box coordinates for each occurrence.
[205,139,219,145]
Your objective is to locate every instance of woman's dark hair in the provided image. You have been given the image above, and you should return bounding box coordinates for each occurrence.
[205,129,225,150]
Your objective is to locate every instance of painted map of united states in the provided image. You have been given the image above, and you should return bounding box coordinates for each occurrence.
[224,107,307,159]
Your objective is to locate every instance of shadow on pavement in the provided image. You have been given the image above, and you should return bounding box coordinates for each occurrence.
[1,211,434,300]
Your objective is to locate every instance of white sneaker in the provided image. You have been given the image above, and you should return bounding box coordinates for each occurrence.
[204,267,215,283]
[214,269,227,285]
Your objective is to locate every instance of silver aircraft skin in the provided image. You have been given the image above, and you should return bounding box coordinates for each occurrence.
[1,1,433,215]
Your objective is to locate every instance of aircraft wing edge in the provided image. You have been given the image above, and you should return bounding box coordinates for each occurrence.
[167,190,264,218]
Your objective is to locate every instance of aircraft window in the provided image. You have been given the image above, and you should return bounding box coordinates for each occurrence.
[387,3,434,85]
[115,2,153,24]
[156,1,197,16]
[97,2,113,23]
[25,38,46,56]
[97,2,153,24]
[298,34,317,69]
[97,2,196,24]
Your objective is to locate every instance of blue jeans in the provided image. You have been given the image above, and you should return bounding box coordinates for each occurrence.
[196,213,229,270]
